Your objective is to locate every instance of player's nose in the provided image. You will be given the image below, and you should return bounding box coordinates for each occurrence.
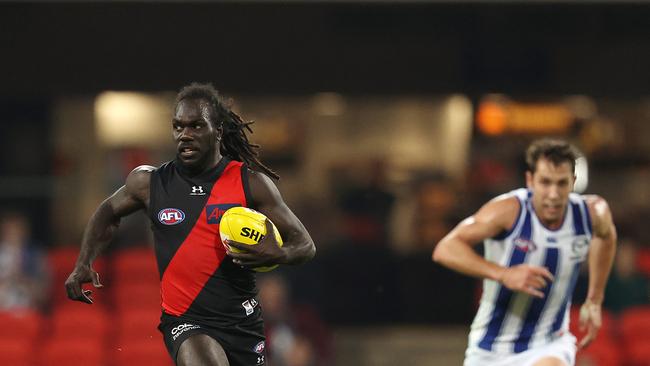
[178,128,195,141]
[548,185,560,199]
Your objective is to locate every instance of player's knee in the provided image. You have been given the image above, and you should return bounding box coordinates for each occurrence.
[177,334,229,366]
[532,356,569,366]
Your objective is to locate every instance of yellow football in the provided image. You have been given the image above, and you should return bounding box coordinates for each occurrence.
[219,206,283,272]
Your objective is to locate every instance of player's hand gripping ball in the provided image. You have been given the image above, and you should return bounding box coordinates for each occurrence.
[219,207,283,272]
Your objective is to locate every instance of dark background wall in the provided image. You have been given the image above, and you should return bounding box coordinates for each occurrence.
[2,2,649,96]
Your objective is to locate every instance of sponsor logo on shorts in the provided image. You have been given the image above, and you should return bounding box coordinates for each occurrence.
[171,323,200,341]
[242,298,259,316]
[158,208,185,225]
[253,341,265,354]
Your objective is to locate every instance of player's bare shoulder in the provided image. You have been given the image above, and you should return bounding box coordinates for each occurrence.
[125,165,156,204]
[475,193,521,229]
[582,194,614,237]
[582,194,609,212]
[247,168,276,187]
[246,168,282,205]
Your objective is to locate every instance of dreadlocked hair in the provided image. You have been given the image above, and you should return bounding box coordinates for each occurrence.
[220,108,279,180]
[175,82,279,180]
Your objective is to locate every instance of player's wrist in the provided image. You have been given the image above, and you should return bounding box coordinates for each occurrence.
[584,297,603,306]
[494,267,507,283]
[73,262,92,272]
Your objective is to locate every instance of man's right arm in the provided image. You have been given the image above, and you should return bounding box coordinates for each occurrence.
[432,196,554,298]
[65,165,154,304]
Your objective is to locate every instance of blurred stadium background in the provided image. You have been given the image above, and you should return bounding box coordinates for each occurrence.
[1,1,649,365]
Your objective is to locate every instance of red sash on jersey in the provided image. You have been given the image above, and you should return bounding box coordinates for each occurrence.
[161,161,247,316]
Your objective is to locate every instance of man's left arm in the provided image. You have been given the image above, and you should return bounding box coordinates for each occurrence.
[579,195,617,349]
[227,169,316,268]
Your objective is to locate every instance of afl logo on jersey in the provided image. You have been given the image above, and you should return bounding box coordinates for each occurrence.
[158,208,186,225]
[514,237,537,252]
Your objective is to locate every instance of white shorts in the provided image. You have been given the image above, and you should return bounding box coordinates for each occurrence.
[464,334,576,366]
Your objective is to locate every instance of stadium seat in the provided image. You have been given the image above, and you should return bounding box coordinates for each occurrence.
[113,281,162,312]
[575,337,621,366]
[621,306,650,338]
[41,338,107,366]
[569,305,615,338]
[0,339,36,366]
[48,245,107,304]
[620,306,650,366]
[624,340,650,366]
[116,308,162,341]
[570,305,621,366]
[112,246,159,284]
[50,302,110,341]
[0,309,42,342]
[635,248,650,277]
[112,337,172,366]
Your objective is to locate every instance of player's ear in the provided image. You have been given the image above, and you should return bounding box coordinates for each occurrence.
[215,121,224,142]
[525,171,534,189]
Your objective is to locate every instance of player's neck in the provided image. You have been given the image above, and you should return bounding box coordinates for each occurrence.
[539,218,563,230]
[531,202,566,230]
[177,150,223,177]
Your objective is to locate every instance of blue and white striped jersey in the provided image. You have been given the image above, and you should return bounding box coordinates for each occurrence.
[468,188,592,354]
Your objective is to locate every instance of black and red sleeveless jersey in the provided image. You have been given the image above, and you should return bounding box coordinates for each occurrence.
[148,157,260,325]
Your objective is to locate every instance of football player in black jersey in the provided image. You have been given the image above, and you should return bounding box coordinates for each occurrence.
[65,83,316,366]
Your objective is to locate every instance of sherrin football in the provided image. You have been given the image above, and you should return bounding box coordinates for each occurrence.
[219,207,283,272]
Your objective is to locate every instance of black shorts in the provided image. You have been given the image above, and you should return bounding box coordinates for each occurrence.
[158,312,266,366]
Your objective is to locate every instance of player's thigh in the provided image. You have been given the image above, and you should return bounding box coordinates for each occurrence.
[532,356,569,366]
[177,334,230,366]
